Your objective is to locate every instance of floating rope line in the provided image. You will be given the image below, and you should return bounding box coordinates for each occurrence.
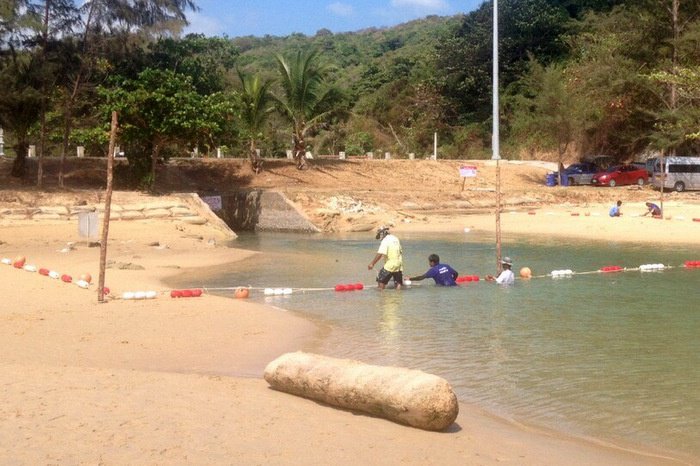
[3,254,697,300]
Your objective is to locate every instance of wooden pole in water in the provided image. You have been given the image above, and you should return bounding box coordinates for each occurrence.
[98,111,118,303]
[495,159,502,272]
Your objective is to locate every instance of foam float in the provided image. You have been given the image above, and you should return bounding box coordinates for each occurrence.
[264,351,459,431]
[456,275,480,283]
[263,288,293,295]
[639,263,666,272]
[170,289,202,298]
[600,266,623,273]
[334,283,364,292]
[551,269,574,278]
[124,290,158,300]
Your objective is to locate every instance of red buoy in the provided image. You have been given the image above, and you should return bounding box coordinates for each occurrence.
[61,274,72,283]
[38,268,50,276]
[335,284,347,292]
[170,290,182,298]
[354,283,364,290]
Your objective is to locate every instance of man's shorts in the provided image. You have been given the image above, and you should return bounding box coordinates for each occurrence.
[377,268,403,286]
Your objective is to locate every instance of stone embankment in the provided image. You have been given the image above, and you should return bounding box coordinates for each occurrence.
[0,193,236,239]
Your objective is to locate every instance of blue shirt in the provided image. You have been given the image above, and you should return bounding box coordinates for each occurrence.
[609,205,620,217]
[425,263,458,286]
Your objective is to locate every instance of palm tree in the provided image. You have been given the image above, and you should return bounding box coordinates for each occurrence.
[274,49,341,169]
[237,69,273,173]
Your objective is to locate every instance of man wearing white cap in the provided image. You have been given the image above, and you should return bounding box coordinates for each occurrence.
[368,226,404,290]
[486,257,515,285]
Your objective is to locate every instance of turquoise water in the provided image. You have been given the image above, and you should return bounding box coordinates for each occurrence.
[197,231,700,460]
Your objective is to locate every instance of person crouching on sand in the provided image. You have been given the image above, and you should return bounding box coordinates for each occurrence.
[643,202,661,218]
[368,226,403,290]
[486,257,515,285]
[609,200,622,217]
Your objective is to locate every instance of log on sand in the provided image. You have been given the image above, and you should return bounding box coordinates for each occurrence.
[264,351,459,431]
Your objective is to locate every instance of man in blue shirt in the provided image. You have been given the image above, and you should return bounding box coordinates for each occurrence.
[408,254,459,286]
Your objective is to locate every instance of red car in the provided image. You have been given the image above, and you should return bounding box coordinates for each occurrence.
[591,164,648,187]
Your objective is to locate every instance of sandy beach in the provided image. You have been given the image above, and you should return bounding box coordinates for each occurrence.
[2,194,699,465]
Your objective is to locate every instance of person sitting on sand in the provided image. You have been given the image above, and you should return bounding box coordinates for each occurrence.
[643,202,661,217]
[486,257,515,285]
[408,254,458,286]
[368,226,403,290]
[609,200,622,217]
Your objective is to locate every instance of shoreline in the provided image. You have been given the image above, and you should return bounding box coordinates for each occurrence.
[0,215,697,464]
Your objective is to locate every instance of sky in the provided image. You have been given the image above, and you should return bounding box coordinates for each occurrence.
[184,0,485,38]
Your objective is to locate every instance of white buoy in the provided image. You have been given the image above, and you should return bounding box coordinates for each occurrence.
[23,264,37,272]
[48,270,60,279]
[75,279,90,289]
[123,291,135,300]
[1,258,12,265]
[264,288,274,295]
[145,290,157,299]
[134,291,147,300]
[282,288,293,295]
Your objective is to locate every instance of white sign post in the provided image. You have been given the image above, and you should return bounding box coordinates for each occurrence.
[459,165,478,191]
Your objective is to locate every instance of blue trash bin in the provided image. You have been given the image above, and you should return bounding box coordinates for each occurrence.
[545,173,557,186]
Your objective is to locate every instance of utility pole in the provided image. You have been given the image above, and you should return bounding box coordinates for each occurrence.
[492,0,502,272]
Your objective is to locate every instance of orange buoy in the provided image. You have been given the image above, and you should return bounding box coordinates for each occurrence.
[519,267,532,279]
[79,273,92,284]
[234,287,249,299]
[13,256,26,268]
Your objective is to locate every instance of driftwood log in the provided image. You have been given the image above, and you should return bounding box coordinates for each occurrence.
[263,351,459,431]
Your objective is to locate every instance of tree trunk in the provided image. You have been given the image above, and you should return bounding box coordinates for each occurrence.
[293,132,306,169]
[11,142,28,178]
[249,139,263,173]
[150,143,159,189]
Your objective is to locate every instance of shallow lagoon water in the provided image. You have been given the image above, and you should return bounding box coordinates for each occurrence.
[198,231,699,459]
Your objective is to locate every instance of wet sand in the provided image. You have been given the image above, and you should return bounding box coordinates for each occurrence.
[1,208,697,465]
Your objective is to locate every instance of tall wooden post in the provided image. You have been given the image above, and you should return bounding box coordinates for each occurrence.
[98,111,118,303]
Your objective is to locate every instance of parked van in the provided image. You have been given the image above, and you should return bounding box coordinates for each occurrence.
[651,156,700,192]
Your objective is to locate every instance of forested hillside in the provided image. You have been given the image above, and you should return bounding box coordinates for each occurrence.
[2,0,700,188]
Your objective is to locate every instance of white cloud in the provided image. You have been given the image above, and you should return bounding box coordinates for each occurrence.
[183,12,228,37]
[327,2,354,17]
[390,0,449,10]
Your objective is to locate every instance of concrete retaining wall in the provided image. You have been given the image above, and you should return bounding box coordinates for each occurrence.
[216,190,319,233]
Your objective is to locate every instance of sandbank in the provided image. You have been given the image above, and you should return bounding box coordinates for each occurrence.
[0,210,696,465]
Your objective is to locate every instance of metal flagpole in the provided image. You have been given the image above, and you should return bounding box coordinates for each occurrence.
[492,0,502,273]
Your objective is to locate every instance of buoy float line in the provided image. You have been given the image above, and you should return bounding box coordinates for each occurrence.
[3,254,698,299]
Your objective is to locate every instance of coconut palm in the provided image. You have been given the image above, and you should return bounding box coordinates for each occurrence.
[274,49,341,169]
[237,69,274,173]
